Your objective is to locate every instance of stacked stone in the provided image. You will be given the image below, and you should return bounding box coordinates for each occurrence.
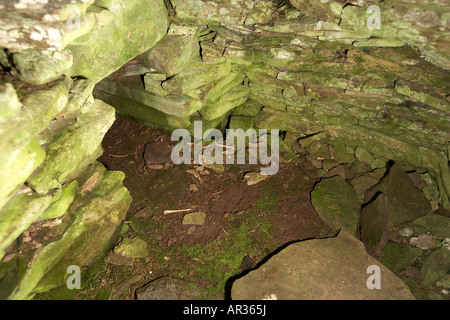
[0,0,170,299]
[95,0,449,210]
[0,0,449,300]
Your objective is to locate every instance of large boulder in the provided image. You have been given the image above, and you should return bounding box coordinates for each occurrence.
[231,231,415,300]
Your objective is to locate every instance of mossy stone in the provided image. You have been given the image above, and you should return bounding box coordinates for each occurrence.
[380,242,423,274]
[114,237,149,259]
[311,176,360,236]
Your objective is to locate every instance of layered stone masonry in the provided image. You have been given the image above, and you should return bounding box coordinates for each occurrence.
[0,0,449,299]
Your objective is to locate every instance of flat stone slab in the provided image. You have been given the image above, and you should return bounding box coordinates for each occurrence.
[231,231,415,300]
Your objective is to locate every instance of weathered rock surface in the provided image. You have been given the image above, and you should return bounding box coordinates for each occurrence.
[231,231,415,300]
[420,247,450,288]
[311,176,361,236]
[411,213,450,239]
[364,163,432,228]
[27,99,116,194]
[360,193,389,253]
[379,242,423,274]
[137,34,200,76]
[7,162,132,300]
[0,0,449,301]
[114,237,149,259]
[66,0,169,82]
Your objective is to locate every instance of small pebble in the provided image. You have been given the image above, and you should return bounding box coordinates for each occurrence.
[410,234,435,250]
[399,227,413,237]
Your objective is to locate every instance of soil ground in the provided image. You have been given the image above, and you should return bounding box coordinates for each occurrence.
[75,116,330,300]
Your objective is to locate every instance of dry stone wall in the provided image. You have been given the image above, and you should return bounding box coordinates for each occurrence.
[0,0,168,299]
[95,0,449,210]
[0,0,449,299]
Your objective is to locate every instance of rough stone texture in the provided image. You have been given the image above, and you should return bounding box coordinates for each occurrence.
[0,80,70,162]
[360,193,389,253]
[0,139,45,210]
[182,211,207,225]
[0,0,449,300]
[137,34,200,76]
[311,176,361,236]
[0,190,53,262]
[364,163,432,228]
[0,1,96,52]
[96,75,201,118]
[27,99,116,194]
[411,213,450,239]
[88,0,450,212]
[231,231,415,300]
[380,242,423,274]
[0,83,22,123]
[7,162,132,300]
[420,247,450,288]
[350,174,382,204]
[12,49,73,85]
[66,0,169,82]
[114,237,149,259]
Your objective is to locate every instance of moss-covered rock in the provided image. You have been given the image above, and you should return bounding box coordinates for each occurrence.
[0,190,53,261]
[137,35,200,76]
[162,60,232,96]
[360,193,388,253]
[0,83,21,123]
[311,176,361,236]
[38,180,78,221]
[12,49,73,85]
[0,139,46,210]
[66,0,168,82]
[8,163,132,300]
[364,163,432,228]
[27,99,116,194]
[411,213,450,239]
[420,247,450,288]
[380,242,423,274]
[0,80,69,163]
[231,231,415,300]
[93,89,191,133]
[96,76,201,118]
[114,237,149,259]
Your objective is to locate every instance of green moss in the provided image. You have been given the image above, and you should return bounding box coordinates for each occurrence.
[256,186,280,214]
[66,0,168,82]
[27,99,115,194]
[173,214,275,297]
[380,242,422,274]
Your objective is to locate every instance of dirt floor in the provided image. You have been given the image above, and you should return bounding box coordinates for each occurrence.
[75,115,331,300]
